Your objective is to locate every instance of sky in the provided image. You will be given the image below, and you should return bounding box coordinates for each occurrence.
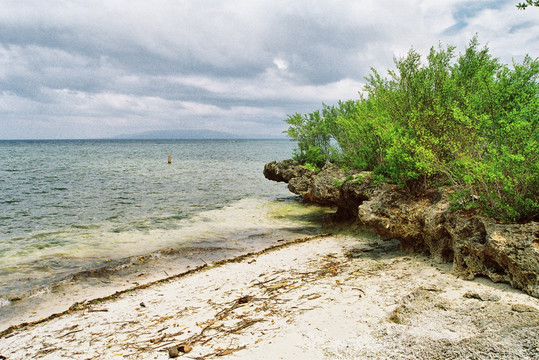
[0,0,538,139]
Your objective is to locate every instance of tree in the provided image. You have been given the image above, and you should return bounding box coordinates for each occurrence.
[517,1,539,9]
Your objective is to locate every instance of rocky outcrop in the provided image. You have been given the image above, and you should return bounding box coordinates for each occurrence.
[264,161,372,216]
[264,160,539,298]
[263,160,310,183]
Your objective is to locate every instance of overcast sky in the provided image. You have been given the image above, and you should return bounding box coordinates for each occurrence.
[0,0,538,139]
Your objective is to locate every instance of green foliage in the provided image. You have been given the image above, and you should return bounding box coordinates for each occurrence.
[517,0,539,9]
[284,108,336,167]
[283,36,538,222]
[333,174,356,188]
[369,173,390,186]
[301,162,321,172]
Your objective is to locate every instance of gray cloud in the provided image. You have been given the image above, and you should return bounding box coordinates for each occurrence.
[0,0,538,139]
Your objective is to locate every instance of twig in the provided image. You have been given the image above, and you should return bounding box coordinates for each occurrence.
[196,345,247,359]
[252,276,280,287]
[223,318,264,334]
[59,329,83,338]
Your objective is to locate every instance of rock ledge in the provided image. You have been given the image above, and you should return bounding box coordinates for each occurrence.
[264,160,539,298]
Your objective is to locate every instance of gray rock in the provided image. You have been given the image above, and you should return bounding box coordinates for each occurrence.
[264,160,539,298]
[263,160,310,183]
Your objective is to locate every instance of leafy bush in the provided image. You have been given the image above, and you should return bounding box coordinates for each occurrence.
[284,110,334,167]
[284,36,538,222]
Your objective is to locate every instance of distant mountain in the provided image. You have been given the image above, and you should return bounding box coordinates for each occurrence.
[112,129,245,140]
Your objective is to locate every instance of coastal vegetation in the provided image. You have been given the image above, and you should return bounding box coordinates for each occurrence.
[284,37,538,222]
[517,0,539,9]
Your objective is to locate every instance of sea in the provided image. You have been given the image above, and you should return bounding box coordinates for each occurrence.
[0,139,331,327]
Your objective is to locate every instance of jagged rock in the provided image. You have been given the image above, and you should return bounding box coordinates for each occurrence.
[264,160,539,298]
[263,160,311,183]
[292,164,342,204]
[264,160,371,214]
[358,189,539,298]
[451,220,539,297]
[335,176,372,219]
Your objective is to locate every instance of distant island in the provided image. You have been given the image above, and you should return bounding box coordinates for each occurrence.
[112,129,284,140]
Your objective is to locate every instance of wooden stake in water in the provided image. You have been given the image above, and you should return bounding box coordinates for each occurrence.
[168,154,172,164]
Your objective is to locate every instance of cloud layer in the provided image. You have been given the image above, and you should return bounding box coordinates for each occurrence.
[0,0,538,139]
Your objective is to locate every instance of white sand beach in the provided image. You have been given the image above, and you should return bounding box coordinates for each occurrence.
[1,233,538,360]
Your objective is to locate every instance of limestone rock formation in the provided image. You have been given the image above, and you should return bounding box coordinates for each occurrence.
[263,160,310,183]
[264,160,539,298]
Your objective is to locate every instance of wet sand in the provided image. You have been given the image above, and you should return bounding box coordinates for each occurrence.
[1,234,538,359]
[0,197,331,327]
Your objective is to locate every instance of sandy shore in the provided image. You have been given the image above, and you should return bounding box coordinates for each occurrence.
[1,233,538,360]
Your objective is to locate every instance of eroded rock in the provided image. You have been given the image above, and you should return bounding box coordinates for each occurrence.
[264,160,539,298]
[263,160,311,183]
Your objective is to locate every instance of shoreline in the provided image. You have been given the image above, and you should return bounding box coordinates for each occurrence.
[0,234,326,337]
[0,196,332,328]
[0,226,324,329]
[1,233,538,359]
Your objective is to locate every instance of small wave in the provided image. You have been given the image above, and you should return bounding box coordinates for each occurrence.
[31,231,65,240]
[51,203,71,208]
[163,214,185,221]
[72,224,101,230]
[2,199,21,204]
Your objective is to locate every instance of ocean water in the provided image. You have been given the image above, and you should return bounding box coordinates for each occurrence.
[0,139,331,326]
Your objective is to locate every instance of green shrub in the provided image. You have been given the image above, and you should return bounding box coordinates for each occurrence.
[284,36,538,221]
[285,109,335,167]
